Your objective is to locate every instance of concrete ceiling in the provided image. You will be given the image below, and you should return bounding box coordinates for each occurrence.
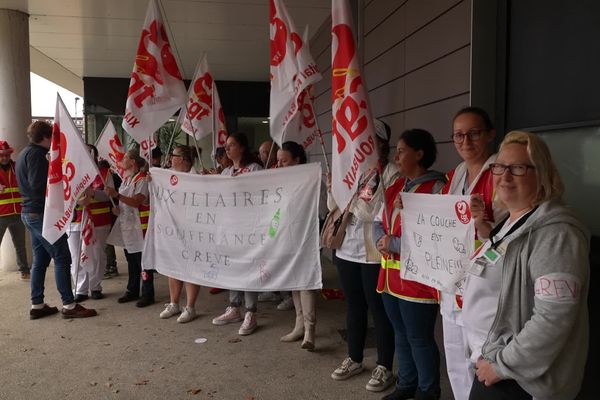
[1,0,330,88]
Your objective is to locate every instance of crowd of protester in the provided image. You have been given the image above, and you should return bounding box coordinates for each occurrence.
[2,106,589,400]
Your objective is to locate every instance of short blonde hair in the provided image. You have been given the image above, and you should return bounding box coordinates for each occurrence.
[500,131,564,204]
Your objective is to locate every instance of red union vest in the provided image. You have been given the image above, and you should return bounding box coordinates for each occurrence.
[73,167,113,227]
[0,162,22,216]
[376,176,441,302]
[132,171,150,237]
[442,166,496,308]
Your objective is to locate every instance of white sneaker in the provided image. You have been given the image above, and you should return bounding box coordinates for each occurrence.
[177,306,197,323]
[365,365,394,392]
[257,292,282,302]
[212,306,242,326]
[159,303,180,319]
[331,357,363,380]
[276,296,294,311]
[238,311,257,335]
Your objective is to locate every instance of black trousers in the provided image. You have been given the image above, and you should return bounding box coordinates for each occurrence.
[124,249,141,296]
[335,255,395,369]
[124,250,155,299]
[469,377,532,400]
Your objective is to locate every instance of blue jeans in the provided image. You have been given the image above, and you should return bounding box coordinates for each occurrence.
[382,292,440,393]
[21,213,74,305]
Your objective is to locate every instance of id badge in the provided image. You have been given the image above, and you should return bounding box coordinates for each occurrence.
[483,248,501,265]
[469,257,487,276]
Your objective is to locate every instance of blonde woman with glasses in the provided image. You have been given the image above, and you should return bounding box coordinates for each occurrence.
[465,131,589,400]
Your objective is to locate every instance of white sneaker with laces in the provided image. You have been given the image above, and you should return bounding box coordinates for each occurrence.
[238,311,257,335]
[177,306,197,323]
[331,357,364,380]
[212,306,242,325]
[366,365,394,392]
[159,303,181,319]
[276,296,294,311]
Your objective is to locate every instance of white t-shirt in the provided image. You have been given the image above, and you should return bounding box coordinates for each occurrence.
[335,213,378,264]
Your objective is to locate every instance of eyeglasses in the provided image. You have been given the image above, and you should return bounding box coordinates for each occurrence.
[489,163,535,176]
[451,129,485,144]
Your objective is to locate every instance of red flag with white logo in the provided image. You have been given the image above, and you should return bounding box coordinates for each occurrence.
[269,0,322,147]
[292,84,325,152]
[212,90,228,155]
[331,0,378,209]
[43,94,100,244]
[95,119,126,179]
[140,135,158,162]
[79,211,97,270]
[122,0,187,145]
[177,54,228,156]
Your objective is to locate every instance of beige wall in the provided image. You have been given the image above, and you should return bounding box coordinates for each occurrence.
[310,0,472,173]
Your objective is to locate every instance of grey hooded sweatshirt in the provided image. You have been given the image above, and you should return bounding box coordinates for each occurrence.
[481,199,589,400]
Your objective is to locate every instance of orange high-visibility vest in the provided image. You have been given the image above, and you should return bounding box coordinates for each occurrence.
[132,171,150,237]
[73,167,113,227]
[0,162,22,216]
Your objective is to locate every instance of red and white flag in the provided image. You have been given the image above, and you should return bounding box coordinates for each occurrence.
[43,94,99,244]
[79,211,97,270]
[331,0,378,209]
[122,0,187,145]
[179,55,213,139]
[95,119,126,179]
[213,91,228,154]
[269,0,322,147]
[140,134,158,162]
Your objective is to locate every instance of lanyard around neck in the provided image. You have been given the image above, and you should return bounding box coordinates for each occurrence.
[489,206,538,250]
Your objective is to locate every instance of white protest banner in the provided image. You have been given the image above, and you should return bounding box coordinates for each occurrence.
[143,164,323,291]
[95,119,126,179]
[43,94,99,244]
[122,0,187,145]
[331,0,378,210]
[400,193,475,294]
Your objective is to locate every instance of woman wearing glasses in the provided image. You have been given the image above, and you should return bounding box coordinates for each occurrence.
[439,107,501,400]
[466,131,589,400]
[159,145,201,323]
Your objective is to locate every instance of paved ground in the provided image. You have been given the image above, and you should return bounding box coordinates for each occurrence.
[0,256,454,400]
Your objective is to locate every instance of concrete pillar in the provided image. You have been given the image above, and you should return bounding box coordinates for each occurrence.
[0,9,31,272]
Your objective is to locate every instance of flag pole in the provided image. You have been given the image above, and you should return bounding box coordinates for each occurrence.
[211,80,217,168]
[266,142,276,169]
[162,123,178,168]
[311,109,331,175]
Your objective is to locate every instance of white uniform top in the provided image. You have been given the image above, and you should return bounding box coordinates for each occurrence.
[221,162,262,176]
[439,155,503,325]
[462,214,527,363]
[106,172,149,253]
